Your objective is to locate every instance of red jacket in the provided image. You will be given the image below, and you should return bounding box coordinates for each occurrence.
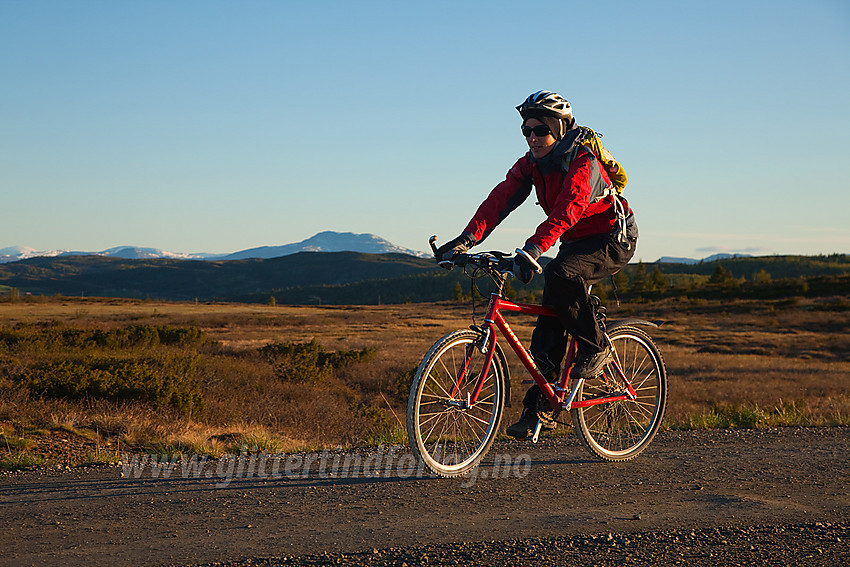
[463,144,631,253]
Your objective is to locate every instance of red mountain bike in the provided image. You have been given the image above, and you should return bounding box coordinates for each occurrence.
[407,237,668,477]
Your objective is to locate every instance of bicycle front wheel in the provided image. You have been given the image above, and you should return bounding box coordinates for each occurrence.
[571,325,667,461]
[407,329,506,477]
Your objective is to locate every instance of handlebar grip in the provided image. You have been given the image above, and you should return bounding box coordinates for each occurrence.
[430,236,457,270]
[451,253,469,267]
[515,248,543,274]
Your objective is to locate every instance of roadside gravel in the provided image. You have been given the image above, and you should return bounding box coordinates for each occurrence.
[203,522,848,566]
[2,427,848,566]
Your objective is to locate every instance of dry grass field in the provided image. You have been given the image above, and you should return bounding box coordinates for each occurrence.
[1,294,848,469]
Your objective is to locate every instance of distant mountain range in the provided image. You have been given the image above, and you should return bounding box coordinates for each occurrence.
[0,245,217,263]
[0,231,429,264]
[0,251,447,303]
[3,232,761,266]
[217,232,429,260]
[1,250,846,305]
[657,253,753,264]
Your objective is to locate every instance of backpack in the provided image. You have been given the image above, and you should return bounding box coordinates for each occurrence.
[562,126,632,245]
[575,126,628,194]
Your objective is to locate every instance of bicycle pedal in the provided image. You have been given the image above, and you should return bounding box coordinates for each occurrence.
[531,420,543,444]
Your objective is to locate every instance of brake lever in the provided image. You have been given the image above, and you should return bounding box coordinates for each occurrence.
[430,235,456,270]
[515,248,543,274]
[428,235,439,256]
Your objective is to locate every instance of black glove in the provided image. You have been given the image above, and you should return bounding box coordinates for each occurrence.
[512,243,543,283]
[434,233,475,267]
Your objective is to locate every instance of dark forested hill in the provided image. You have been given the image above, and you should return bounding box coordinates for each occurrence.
[0,252,848,304]
[654,254,850,279]
[0,252,441,301]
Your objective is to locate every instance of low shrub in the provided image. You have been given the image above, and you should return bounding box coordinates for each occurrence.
[98,325,207,348]
[0,322,208,416]
[0,322,206,352]
[390,366,417,399]
[258,339,376,383]
[15,354,204,415]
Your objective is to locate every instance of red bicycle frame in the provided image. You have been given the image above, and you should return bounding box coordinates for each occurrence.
[459,292,637,412]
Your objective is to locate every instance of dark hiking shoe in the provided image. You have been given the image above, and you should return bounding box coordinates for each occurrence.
[573,346,614,379]
[506,406,556,440]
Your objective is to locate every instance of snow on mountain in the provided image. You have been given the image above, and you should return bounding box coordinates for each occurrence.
[1,236,759,265]
[97,246,217,260]
[656,256,701,265]
[0,245,66,263]
[657,253,753,264]
[220,231,428,260]
[0,232,428,264]
[0,245,214,263]
[0,246,38,257]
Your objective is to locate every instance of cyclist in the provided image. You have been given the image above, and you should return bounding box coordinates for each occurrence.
[435,90,638,439]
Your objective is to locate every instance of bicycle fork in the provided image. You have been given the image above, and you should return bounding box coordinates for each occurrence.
[448,325,498,409]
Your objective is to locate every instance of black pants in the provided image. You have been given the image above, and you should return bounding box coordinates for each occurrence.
[527,232,636,392]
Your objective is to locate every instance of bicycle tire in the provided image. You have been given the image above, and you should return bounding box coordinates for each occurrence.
[571,325,667,461]
[407,329,506,477]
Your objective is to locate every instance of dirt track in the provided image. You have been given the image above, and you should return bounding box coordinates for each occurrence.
[1,427,848,566]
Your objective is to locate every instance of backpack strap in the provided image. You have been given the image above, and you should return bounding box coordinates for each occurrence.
[612,195,629,246]
[562,144,615,203]
[562,144,629,246]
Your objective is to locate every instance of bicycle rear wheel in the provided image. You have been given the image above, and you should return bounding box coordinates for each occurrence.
[571,325,667,461]
[407,329,506,477]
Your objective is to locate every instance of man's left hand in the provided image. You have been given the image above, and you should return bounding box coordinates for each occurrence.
[512,243,543,283]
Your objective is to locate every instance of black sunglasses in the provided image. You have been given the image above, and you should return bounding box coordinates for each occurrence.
[521,124,551,137]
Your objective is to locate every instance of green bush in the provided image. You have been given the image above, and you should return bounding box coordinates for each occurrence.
[258,339,377,383]
[0,322,206,352]
[0,322,207,415]
[390,366,417,399]
[18,354,203,414]
[96,324,206,348]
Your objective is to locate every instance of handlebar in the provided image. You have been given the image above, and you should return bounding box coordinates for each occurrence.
[454,251,515,273]
[428,235,455,269]
[428,235,542,276]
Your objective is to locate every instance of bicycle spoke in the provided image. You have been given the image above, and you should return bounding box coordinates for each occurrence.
[408,329,507,475]
[460,408,491,429]
[421,417,443,444]
[417,411,449,430]
[572,327,667,461]
[433,363,456,398]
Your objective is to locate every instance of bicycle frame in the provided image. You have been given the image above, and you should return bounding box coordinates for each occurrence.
[458,292,637,412]
[413,240,668,473]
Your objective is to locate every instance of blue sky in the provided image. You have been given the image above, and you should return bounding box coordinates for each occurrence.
[2,0,849,262]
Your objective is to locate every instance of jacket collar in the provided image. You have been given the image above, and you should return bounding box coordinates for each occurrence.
[530,126,582,174]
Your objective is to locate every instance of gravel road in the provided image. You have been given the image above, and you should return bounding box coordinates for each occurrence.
[1,427,848,566]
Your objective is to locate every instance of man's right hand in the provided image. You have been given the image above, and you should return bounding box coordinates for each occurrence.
[434,233,475,267]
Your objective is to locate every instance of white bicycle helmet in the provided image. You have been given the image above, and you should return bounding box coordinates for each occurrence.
[516,90,574,125]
